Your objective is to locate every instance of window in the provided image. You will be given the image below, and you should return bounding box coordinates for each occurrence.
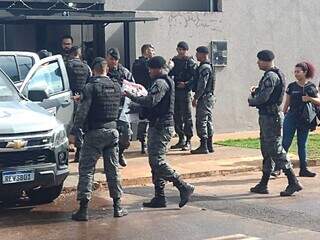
[0,71,19,101]
[16,56,34,81]
[26,61,64,97]
[0,56,19,83]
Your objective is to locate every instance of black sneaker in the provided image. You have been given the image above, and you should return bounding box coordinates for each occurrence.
[299,169,316,177]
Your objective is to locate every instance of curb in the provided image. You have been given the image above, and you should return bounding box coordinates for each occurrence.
[62,159,319,194]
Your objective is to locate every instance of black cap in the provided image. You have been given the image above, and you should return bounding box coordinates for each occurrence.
[196,46,209,54]
[107,48,120,60]
[177,41,189,50]
[92,57,106,69]
[37,49,52,59]
[148,56,166,69]
[257,50,275,61]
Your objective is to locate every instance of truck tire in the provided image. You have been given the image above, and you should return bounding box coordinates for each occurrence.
[29,184,63,204]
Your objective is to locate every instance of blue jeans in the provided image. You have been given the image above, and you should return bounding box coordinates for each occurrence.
[282,111,310,170]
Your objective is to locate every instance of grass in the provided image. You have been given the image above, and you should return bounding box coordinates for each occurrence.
[216,133,320,161]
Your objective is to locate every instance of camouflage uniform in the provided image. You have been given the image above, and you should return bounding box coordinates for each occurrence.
[248,69,292,174]
[169,56,197,149]
[128,71,194,208]
[73,76,123,201]
[191,60,215,154]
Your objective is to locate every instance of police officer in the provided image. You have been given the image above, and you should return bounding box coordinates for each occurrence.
[60,35,73,62]
[132,44,155,154]
[125,56,195,208]
[169,41,197,151]
[71,57,127,221]
[66,46,91,162]
[248,50,303,196]
[191,46,215,154]
[106,48,134,167]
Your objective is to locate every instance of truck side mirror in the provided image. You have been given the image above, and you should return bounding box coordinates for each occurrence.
[28,89,49,102]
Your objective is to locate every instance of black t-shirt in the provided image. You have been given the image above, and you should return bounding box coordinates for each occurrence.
[286,81,318,114]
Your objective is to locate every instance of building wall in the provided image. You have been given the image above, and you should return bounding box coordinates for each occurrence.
[131,0,320,133]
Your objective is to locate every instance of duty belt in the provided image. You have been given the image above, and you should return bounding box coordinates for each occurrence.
[89,120,117,130]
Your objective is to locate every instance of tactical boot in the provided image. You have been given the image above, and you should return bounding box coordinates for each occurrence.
[173,178,195,208]
[113,198,128,218]
[207,136,214,153]
[280,169,303,197]
[299,168,316,177]
[118,147,127,167]
[140,141,147,154]
[181,136,191,151]
[143,186,167,208]
[191,138,209,154]
[250,172,270,194]
[143,197,167,208]
[72,199,89,221]
[170,135,185,150]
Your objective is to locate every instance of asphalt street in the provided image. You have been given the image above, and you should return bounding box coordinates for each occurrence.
[1,167,320,240]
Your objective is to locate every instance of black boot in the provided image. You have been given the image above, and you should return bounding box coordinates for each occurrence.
[72,199,89,221]
[74,147,81,163]
[299,168,316,177]
[113,198,128,218]
[173,178,195,208]
[191,138,209,154]
[181,136,191,151]
[170,135,185,150]
[250,172,270,194]
[280,169,303,197]
[207,136,214,153]
[140,141,147,154]
[119,147,127,167]
[143,186,167,208]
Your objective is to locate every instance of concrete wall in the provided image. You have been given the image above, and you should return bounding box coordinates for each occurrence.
[105,0,209,12]
[132,0,320,133]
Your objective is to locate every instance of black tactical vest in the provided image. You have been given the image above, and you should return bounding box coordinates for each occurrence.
[194,60,215,95]
[260,68,285,107]
[170,57,194,84]
[87,76,121,129]
[148,75,175,126]
[132,56,151,89]
[66,59,90,94]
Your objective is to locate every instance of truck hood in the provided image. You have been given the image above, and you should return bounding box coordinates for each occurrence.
[0,100,59,134]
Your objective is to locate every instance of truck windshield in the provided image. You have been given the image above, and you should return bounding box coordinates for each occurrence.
[0,71,20,101]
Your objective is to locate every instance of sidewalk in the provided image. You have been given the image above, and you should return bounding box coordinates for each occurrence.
[63,131,319,191]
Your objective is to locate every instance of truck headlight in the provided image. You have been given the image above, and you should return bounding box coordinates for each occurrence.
[53,125,67,147]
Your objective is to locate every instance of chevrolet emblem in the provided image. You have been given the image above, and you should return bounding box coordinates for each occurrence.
[6,140,28,149]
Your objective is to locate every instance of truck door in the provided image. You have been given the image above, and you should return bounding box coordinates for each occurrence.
[20,55,74,132]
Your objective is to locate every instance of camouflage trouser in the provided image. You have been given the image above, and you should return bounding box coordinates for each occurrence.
[73,102,83,148]
[174,90,193,138]
[137,121,149,142]
[117,120,132,150]
[196,93,214,139]
[259,112,292,174]
[77,128,123,201]
[147,126,180,189]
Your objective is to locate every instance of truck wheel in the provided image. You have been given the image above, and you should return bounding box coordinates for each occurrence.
[29,184,63,204]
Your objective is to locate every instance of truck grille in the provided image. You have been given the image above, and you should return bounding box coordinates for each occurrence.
[0,150,55,168]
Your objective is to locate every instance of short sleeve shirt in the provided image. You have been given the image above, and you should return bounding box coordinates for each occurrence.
[286,81,318,113]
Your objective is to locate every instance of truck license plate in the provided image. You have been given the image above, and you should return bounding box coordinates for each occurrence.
[2,171,35,184]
